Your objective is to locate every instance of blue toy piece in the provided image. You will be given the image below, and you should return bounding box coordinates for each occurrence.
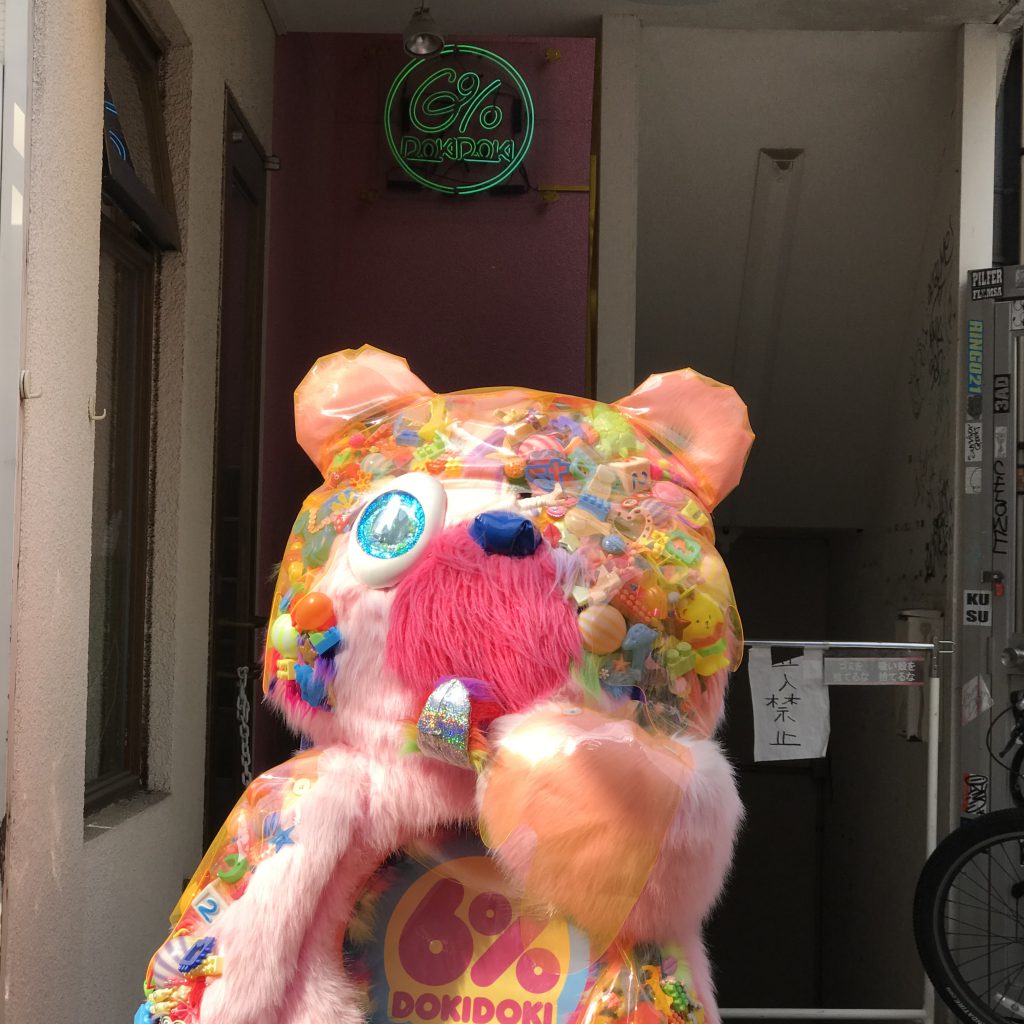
[178,936,216,974]
[622,623,659,672]
[294,663,325,707]
[309,626,343,656]
[468,510,542,557]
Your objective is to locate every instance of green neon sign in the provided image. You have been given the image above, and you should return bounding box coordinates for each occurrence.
[384,44,535,196]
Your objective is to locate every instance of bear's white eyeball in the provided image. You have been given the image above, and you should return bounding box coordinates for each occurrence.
[348,472,447,588]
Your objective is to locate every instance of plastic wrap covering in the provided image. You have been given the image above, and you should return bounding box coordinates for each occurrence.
[264,346,751,741]
[480,708,692,956]
[573,946,705,1024]
[136,751,321,1023]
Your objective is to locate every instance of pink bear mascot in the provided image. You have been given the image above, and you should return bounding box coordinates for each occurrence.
[136,346,753,1024]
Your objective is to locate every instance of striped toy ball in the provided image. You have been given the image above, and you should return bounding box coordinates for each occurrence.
[517,433,565,458]
[639,498,678,529]
[578,603,628,655]
[149,934,194,986]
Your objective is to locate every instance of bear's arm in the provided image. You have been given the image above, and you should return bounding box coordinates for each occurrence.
[477,707,741,949]
[197,747,370,1024]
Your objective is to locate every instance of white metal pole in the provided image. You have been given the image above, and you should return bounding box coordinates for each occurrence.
[923,650,941,1024]
[743,640,937,651]
[720,1011,926,1020]
[926,668,940,856]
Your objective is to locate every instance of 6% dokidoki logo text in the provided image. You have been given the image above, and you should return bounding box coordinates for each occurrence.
[384,857,571,1024]
[384,45,535,195]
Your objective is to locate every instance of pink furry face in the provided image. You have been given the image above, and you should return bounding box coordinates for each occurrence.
[387,525,582,712]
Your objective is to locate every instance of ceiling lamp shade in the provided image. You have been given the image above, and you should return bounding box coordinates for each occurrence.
[403,6,444,58]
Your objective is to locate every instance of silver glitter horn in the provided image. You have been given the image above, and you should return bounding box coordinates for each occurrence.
[417,677,474,768]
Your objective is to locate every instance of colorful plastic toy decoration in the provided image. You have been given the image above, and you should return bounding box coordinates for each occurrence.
[136,346,753,1024]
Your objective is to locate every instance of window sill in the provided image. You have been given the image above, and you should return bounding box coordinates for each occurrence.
[83,788,169,841]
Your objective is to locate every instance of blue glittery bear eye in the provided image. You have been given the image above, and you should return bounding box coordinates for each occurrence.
[357,491,425,559]
[348,472,447,589]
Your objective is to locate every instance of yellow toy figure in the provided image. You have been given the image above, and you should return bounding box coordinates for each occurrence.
[678,593,731,676]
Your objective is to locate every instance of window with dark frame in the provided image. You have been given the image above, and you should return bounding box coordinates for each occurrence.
[85,0,178,814]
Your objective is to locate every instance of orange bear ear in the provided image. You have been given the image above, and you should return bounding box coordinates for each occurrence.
[294,345,434,475]
[614,368,754,510]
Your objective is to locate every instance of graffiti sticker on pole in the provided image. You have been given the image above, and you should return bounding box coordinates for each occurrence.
[963,590,992,626]
[970,268,1003,300]
[964,422,983,462]
[994,374,1011,414]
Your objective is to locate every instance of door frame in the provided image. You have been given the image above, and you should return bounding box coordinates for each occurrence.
[203,91,270,841]
[0,0,33,872]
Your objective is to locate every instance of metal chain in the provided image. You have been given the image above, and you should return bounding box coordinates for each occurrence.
[236,665,253,787]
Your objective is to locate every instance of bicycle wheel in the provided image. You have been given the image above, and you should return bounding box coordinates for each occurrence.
[1011,748,1024,809]
[915,809,1024,1024]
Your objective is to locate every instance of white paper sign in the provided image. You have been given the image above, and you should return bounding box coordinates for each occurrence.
[961,675,994,726]
[749,648,830,762]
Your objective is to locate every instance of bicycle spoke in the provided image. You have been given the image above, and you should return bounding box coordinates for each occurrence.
[950,869,1022,922]
[990,841,1024,892]
[983,949,1024,1007]
[1003,961,1024,1002]
[947,884,1022,928]
[955,861,1008,909]
[947,927,1022,939]
[953,944,1021,969]
[957,861,1022,919]
[949,939,1020,953]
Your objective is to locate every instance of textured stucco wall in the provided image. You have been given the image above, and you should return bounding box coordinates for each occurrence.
[3,0,274,1019]
[3,6,105,1024]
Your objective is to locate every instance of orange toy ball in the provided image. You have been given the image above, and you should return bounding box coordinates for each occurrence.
[291,591,335,632]
[578,604,627,655]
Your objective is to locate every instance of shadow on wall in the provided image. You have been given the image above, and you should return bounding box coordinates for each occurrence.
[709,528,927,1011]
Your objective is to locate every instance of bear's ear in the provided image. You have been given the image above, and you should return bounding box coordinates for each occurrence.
[614,368,754,510]
[295,345,434,475]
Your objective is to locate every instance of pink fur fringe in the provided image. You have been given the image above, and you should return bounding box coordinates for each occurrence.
[388,526,582,712]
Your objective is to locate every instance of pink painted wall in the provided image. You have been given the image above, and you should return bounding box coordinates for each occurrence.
[259,32,596,606]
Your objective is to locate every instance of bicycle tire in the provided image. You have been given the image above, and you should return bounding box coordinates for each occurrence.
[1011,748,1024,809]
[914,808,1024,1024]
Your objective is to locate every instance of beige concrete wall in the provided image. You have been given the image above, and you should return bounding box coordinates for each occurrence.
[637,28,960,532]
[2,0,274,1019]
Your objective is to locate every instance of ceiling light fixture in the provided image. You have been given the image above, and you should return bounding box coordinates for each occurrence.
[402,4,444,58]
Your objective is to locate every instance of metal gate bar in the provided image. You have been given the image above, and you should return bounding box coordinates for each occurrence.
[719,640,941,1024]
[721,1011,926,1020]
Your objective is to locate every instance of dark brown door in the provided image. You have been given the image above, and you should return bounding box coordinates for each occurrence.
[204,100,279,842]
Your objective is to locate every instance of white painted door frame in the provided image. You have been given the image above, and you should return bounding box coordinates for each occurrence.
[0,0,31,893]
